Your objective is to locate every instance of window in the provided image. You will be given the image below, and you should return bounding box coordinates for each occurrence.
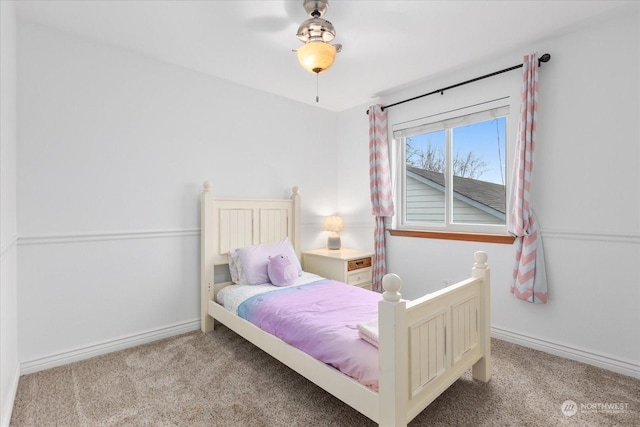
[393,102,509,235]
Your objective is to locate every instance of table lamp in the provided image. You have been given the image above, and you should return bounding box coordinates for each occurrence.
[323,215,344,250]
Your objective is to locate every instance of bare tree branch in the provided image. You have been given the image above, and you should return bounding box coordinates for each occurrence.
[406,138,488,179]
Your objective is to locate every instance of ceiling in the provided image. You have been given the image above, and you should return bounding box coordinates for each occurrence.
[14,0,635,112]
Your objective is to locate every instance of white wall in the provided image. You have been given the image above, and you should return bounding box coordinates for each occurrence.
[337,7,640,377]
[0,1,20,425]
[16,22,339,371]
[335,103,376,251]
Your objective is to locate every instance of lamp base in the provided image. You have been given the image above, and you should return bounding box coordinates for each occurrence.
[327,235,341,250]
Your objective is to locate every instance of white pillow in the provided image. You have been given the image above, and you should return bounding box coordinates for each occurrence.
[236,238,301,286]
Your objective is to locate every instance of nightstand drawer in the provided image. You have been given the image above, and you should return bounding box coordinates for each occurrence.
[347,268,372,286]
[348,257,372,271]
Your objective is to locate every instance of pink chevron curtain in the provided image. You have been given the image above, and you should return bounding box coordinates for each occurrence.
[368,105,394,292]
[508,53,548,304]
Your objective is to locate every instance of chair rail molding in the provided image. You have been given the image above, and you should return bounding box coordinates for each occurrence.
[540,229,640,244]
[18,228,200,246]
[1,233,18,255]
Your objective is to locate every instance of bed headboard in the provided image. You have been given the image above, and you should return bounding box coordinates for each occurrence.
[200,181,301,330]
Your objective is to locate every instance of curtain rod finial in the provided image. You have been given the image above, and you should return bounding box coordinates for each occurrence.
[539,53,551,64]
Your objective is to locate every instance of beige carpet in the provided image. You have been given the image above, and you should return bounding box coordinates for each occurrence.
[11,326,639,426]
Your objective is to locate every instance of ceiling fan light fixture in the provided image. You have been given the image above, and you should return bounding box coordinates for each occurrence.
[294,0,341,101]
[297,41,336,74]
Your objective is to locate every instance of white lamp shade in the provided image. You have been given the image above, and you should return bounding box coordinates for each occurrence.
[323,216,344,232]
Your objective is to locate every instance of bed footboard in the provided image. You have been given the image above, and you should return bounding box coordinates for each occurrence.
[378,251,491,426]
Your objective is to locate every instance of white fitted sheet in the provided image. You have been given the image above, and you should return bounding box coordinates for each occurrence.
[216,271,324,314]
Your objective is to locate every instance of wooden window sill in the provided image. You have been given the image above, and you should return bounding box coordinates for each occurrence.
[389,229,516,244]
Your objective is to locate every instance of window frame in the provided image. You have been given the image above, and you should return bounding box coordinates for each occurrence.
[391,99,512,238]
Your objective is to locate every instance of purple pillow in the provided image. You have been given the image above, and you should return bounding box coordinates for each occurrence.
[236,238,302,285]
[267,254,298,287]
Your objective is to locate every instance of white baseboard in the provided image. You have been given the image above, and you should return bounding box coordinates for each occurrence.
[491,326,640,379]
[20,319,200,376]
[1,364,20,427]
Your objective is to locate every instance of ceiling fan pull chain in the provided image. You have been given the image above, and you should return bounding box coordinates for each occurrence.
[316,73,320,103]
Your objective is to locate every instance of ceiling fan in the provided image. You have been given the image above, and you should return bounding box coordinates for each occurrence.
[293,0,343,75]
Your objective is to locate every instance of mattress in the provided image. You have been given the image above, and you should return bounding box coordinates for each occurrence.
[217,272,324,313]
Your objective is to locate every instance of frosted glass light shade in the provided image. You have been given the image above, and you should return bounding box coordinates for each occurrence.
[297,42,336,74]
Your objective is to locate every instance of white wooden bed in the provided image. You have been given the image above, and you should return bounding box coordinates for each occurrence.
[200,182,491,427]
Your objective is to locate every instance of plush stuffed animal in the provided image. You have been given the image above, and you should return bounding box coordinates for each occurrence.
[267,254,298,286]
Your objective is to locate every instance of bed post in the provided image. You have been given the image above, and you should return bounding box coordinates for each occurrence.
[200,181,215,333]
[290,186,301,260]
[471,251,491,382]
[378,273,408,427]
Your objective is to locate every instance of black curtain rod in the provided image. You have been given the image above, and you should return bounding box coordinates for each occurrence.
[366,53,551,115]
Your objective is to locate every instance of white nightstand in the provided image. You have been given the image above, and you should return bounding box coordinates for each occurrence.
[302,248,374,291]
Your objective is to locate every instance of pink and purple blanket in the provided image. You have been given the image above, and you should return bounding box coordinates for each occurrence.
[237,279,381,390]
